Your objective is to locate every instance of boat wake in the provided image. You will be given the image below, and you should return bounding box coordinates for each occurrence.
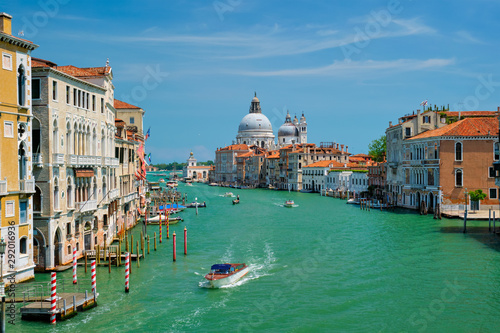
[275,203,299,208]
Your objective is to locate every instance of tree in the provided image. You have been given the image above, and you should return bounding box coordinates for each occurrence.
[368,135,386,162]
[468,189,486,213]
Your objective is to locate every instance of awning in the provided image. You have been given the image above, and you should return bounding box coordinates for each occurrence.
[75,169,94,178]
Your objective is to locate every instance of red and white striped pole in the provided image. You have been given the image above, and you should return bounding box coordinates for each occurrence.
[72,247,77,284]
[173,231,176,262]
[184,227,187,255]
[159,209,162,244]
[91,260,96,294]
[125,253,130,293]
[50,272,57,324]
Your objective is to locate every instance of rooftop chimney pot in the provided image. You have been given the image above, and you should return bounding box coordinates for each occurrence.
[0,12,12,35]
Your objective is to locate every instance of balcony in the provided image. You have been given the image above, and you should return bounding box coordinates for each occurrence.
[53,153,65,166]
[19,179,35,194]
[109,188,119,200]
[0,180,7,195]
[122,192,138,204]
[103,157,118,167]
[33,153,43,167]
[76,199,97,213]
[67,154,78,166]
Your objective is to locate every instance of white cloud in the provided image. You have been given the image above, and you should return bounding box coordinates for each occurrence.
[455,30,484,44]
[230,58,455,77]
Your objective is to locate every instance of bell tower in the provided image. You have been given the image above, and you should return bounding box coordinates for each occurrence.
[299,112,307,144]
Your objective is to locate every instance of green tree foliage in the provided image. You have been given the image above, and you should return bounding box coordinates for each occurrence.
[152,160,213,170]
[469,189,486,212]
[368,135,386,162]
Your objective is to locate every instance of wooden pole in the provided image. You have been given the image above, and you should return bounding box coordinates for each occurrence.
[184,227,187,255]
[154,232,157,251]
[147,235,150,254]
[463,211,468,233]
[97,245,100,264]
[489,208,492,232]
[137,241,140,268]
[84,251,87,273]
[118,239,122,267]
[494,211,496,235]
[131,235,134,254]
[108,248,111,273]
[126,236,129,253]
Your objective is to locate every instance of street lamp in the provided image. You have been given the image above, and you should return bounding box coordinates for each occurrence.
[0,237,6,333]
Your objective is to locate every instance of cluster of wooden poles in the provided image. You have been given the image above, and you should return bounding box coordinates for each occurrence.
[79,222,188,293]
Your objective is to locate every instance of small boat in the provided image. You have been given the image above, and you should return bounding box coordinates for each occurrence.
[204,263,249,288]
[209,183,218,187]
[166,181,178,188]
[147,215,183,224]
[159,178,165,183]
[299,189,312,193]
[223,192,234,197]
[232,199,240,205]
[284,200,295,208]
[347,198,360,205]
[186,182,193,186]
[186,201,207,208]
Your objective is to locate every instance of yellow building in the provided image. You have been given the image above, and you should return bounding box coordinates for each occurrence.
[0,13,38,282]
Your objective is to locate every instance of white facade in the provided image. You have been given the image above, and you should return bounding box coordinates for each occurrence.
[326,170,369,194]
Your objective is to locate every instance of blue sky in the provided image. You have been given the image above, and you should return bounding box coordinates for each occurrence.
[4,0,500,162]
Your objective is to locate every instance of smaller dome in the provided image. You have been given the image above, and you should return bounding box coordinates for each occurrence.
[278,123,299,137]
[293,115,299,125]
[190,151,193,156]
[300,112,306,123]
[252,96,259,103]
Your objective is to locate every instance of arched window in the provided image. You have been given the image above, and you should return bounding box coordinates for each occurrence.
[102,176,107,201]
[455,169,463,187]
[455,142,462,161]
[32,117,41,156]
[73,123,78,155]
[54,177,60,210]
[67,245,71,255]
[86,125,91,155]
[18,65,26,106]
[52,120,58,154]
[18,142,27,180]
[34,186,42,212]
[67,177,73,208]
[20,237,27,254]
[101,129,106,157]
[66,122,71,155]
[93,128,97,156]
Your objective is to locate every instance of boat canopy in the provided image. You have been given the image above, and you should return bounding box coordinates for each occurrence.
[211,264,231,271]
[159,204,186,210]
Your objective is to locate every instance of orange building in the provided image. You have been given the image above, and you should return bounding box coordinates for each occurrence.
[404,117,499,211]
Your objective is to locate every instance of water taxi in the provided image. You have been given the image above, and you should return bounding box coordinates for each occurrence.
[284,200,295,208]
[204,263,249,288]
[166,180,178,188]
[147,215,183,224]
[186,201,207,208]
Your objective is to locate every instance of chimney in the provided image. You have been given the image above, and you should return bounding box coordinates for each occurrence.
[346,145,348,153]
[341,144,344,153]
[399,118,403,124]
[389,121,392,127]
[417,109,421,115]
[0,12,12,35]
[336,143,339,149]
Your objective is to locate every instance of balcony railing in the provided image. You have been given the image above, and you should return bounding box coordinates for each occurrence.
[122,192,138,204]
[19,179,35,193]
[0,180,7,195]
[76,199,97,213]
[33,153,43,167]
[53,153,65,165]
[68,154,78,166]
[109,188,119,200]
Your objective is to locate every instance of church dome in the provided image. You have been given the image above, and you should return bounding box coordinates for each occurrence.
[300,112,306,123]
[252,96,259,103]
[238,113,273,132]
[278,122,299,137]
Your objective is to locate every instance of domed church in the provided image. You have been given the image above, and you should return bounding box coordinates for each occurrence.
[236,93,275,149]
[235,93,308,149]
[277,110,307,148]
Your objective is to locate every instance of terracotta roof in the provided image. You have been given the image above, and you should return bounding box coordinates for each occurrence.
[114,99,141,109]
[443,111,497,117]
[189,165,211,169]
[32,57,56,68]
[238,151,254,158]
[409,117,499,140]
[56,65,110,78]
[303,160,345,168]
[351,153,370,158]
[218,144,249,151]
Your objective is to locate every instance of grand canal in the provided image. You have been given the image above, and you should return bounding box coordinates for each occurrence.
[15,177,500,332]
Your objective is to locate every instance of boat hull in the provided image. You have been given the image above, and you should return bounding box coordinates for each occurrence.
[206,266,249,288]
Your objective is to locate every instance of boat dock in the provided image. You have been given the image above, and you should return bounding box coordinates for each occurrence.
[18,281,98,322]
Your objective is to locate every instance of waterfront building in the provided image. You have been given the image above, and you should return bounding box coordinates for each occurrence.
[244,148,267,187]
[302,161,338,192]
[368,162,386,201]
[278,143,350,191]
[325,164,369,195]
[214,144,250,184]
[277,111,307,148]
[114,118,141,233]
[386,107,498,207]
[114,99,145,137]
[0,13,38,282]
[31,57,118,270]
[235,93,275,149]
[402,117,499,212]
[264,150,280,187]
[182,151,211,182]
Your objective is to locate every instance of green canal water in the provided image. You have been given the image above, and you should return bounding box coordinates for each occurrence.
[14,177,500,332]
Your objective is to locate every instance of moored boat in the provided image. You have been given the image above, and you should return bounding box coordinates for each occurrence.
[186,201,207,208]
[204,263,249,288]
[147,216,183,224]
[209,183,218,186]
[347,198,360,205]
[232,199,240,205]
[284,200,295,208]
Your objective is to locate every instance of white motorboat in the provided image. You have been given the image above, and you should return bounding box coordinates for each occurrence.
[284,200,295,208]
[204,263,249,288]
